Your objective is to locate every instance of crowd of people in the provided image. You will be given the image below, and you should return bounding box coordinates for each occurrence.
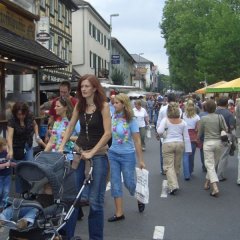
[0,75,240,239]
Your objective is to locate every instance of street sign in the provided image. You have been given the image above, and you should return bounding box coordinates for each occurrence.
[111,54,120,64]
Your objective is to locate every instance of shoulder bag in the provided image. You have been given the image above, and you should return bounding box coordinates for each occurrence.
[218,115,228,142]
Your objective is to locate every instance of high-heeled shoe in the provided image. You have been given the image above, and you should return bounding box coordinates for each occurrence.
[204,180,210,190]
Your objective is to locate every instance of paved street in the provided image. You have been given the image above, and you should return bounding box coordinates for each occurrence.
[2,134,240,240]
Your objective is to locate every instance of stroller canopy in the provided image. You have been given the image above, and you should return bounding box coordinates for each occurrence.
[16,152,67,198]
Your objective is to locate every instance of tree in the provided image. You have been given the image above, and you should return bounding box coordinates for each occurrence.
[111,68,126,85]
[160,0,240,92]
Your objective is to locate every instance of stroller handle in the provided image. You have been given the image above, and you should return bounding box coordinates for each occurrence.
[62,150,81,156]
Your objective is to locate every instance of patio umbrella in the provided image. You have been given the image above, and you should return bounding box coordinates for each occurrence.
[195,81,226,94]
[206,78,240,93]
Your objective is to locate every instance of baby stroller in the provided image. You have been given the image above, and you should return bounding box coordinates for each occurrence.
[1,151,92,240]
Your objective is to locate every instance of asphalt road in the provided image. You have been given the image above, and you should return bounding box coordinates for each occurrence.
[2,134,240,240]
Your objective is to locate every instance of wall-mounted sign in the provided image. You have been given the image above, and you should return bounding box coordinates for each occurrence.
[111,54,120,64]
[0,3,35,40]
[36,17,50,49]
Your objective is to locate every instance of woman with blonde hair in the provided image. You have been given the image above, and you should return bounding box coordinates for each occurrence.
[182,100,200,180]
[108,93,146,222]
[157,102,191,195]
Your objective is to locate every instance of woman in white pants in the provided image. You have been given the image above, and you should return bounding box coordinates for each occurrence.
[198,100,227,197]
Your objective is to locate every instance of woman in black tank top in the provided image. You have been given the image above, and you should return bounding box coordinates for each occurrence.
[59,74,111,240]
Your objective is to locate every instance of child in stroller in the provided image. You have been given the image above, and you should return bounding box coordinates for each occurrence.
[0,181,53,230]
[0,151,81,240]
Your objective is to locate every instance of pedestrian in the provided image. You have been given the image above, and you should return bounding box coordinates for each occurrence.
[133,100,149,151]
[198,100,227,197]
[7,102,42,193]
[235,98,240,185]
[182,100,200,180]
[107,93,146,222]
[59,74,111,240]
[0,137,13,212]
[157,102,191,195]
[48,80,78,125]
[215,96,235,181]
[156,93,182,175]
[44,97,75,159]
[198,102,208,172]
[147,96,154,123]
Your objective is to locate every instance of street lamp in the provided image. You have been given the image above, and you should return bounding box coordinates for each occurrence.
[109,13,119,82]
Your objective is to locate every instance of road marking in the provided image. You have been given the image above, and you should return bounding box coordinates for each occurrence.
[153,226,165,240]
[160,180,168,198]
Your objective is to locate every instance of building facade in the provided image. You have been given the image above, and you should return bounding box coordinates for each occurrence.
[111,37,136,85]
[0,0,65,135]
[72,0,110,78]
[131,54,155,89]
[37,0,78,84]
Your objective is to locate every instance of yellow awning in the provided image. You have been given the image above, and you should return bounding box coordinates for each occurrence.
[206,78,240,93]
[195,81,226,94]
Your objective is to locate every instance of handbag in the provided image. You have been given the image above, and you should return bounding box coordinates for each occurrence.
[218,115,228,142]
[135,168,149,204]
[188,129,198,142]
[161,119,168,139]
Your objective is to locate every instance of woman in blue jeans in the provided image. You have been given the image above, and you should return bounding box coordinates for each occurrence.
[108,93,146,222]
[7,102,41,193]
[182,100,200,180]
[59,74,111,240]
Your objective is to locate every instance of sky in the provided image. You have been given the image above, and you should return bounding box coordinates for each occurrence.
[88,0,169,75]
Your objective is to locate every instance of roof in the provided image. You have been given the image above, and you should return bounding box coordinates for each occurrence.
[0,27,67,68]
[131,54,154,65]
[61,0,78,11]
[111,37,136,63]
[73,0,110,30]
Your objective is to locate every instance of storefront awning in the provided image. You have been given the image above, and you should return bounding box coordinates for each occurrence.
[0,27,67,68]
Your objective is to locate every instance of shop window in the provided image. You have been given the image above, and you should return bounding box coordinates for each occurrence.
[4,63,37,120]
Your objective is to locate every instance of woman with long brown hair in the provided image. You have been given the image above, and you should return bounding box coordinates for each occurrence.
[59,74,111,240]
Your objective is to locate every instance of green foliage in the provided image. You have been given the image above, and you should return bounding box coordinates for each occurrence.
[111,68,126,85]
[160,0,240,92]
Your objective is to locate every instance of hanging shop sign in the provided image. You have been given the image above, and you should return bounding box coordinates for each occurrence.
[0,3,35,40]
[36,17,50,49]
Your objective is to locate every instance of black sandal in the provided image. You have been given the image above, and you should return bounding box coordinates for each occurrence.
[138,202,145,213]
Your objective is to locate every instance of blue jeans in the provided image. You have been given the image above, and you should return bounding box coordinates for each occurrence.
[108,151,136,198]
[88,155,108,240]
[183,142,196,179]
[0,206,38,225]
[63,160,85,240]
[0,175,11,208]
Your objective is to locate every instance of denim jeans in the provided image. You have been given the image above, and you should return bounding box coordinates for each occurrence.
[0,175,11,208]
[108,150,136,198]
[0,206,38,225]
[14,144,33,193]
[183,142,196,179]
[139,127,146,148]
[63,160,85,240]
[88,155,108,240]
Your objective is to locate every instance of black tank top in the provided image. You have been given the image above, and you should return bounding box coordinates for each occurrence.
[76,110,104,150]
